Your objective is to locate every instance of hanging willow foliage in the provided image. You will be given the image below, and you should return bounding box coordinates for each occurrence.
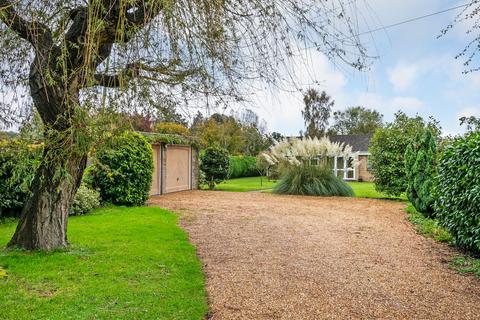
[0,0,369,250]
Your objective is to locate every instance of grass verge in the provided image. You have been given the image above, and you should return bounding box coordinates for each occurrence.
[405,204,452,243]
[0,207,207,320]
[405,204,480,278]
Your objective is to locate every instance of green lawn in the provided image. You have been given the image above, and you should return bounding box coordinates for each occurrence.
[214,176,277,192]
[214,176,406,200]
[0,207,207,320]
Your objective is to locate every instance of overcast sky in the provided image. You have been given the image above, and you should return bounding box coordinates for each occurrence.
[224,0,480,136]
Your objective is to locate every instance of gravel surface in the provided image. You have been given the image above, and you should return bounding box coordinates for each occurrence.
[149,191,480,320]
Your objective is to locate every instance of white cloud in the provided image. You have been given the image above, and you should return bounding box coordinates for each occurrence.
[357,92,424,114]
[244,50,349,135]
[388,63,418,92]
[457,107,480,119]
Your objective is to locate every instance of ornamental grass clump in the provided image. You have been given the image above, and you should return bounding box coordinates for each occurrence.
[262,137,354,197]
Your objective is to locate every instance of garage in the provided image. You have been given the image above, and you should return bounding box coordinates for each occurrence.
[149,143,199,196]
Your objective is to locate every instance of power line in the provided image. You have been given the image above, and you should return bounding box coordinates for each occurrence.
[294,2,471,54]
[352,2,471,39]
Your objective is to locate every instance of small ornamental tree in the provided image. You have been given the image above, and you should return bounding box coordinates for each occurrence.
[87,131,153,206]
[434,132,480,253]
[200,147,230,190]
[405,129,437,216]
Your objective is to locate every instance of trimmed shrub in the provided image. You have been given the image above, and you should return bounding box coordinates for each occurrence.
[0,139,42,218]
[86,131,154,206]
[370,111,440,196]
[273,164,354,197]
[434,132,480,253]
[200,147,229,190]
[228,156,259,179]
[71,185,100,216]
[405,129,437,216]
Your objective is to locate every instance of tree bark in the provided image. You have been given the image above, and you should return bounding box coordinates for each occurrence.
[8,55,87,251]
[7,150,87,250]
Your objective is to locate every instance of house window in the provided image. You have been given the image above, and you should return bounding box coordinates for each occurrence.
[332,156,355,180]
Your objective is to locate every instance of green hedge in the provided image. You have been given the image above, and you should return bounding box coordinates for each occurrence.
[0,139,42,218]
[434,132,480,254]
[0,139,100,218]
[86,131,153,206]
[228,156,259,179]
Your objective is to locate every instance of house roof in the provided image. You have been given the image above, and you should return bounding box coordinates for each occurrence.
[328,134,373,152]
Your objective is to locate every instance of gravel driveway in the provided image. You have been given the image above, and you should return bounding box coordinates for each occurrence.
[149,191,480,320]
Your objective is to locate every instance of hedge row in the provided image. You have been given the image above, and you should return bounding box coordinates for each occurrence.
[228,155,259,179]
[0,139,41,218]
[434,132,480,253]
[0,131,154,218]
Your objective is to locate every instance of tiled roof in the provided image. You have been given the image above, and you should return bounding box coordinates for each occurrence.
[328,134,373,152]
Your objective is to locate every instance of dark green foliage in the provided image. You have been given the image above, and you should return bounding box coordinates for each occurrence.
[369,111,440,196]
[434,132,480,254]
[86,131,153,206]
[228,156,259,179]
[273,164,354,197]
[200,147,230,190]
[405,130,437,216]
[0,139,42,218]
[330,106,383,135]
[70,185,101,216]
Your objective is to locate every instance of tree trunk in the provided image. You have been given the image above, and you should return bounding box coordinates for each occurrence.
[8,55,87,251]
[7,142,87,251]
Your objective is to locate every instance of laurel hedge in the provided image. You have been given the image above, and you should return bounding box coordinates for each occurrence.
[434,131,480,253]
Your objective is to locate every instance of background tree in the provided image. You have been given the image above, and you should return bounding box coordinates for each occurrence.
[330,106,383,135]
[302,89,334,138]
[370,111,441,196]
[190,112,205,132]
[270,132,284,142]
[459,116,480,132]
[194,114,246,154]
[155,102,188,126]
[405,129,437,216]
[236,109,270,156]
[0,0,367,250]
[153,122,190,136]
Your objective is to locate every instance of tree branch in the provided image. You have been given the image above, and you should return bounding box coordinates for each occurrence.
[92,61,200,88]
[0,0,52,50]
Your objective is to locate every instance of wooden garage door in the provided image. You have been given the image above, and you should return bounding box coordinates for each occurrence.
[149,145,161,196]
[165,145,191,193]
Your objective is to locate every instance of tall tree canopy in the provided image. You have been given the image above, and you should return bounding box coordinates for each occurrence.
[0,0,367,250]
[302,89,334,138]
[330,106,383,135]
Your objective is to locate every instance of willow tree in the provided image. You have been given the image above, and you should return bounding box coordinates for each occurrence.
[0,0,367,250]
